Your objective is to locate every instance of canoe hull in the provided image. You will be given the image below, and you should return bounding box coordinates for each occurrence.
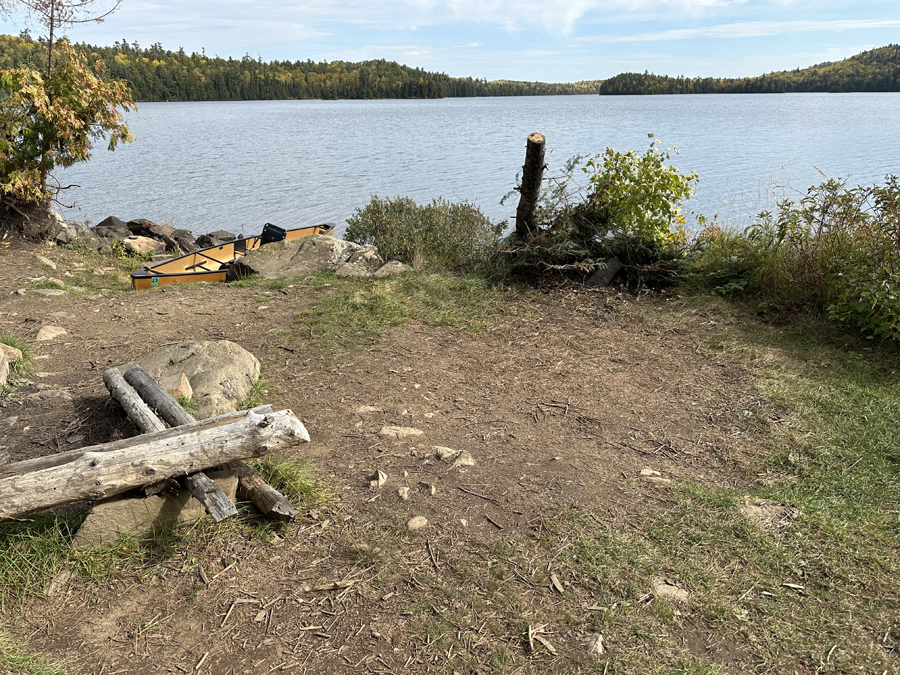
[131,223,334,290]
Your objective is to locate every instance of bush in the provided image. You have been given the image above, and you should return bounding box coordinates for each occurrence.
[499,136,698,283]
[345,196,503,270]
[686,175,900,340]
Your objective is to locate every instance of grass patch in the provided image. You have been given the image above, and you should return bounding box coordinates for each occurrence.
[176,396,198,415]
[296,271,512,350]
[249,456,331,508]
[0,334,35,377]
[238,377,275,409]
[0,633,66,675]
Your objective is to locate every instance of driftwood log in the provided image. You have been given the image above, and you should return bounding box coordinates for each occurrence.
[0,409,308,520]
[124,365,299,522]
[103,368,165,434]
[514,132,546,239]
[108,365,233,521]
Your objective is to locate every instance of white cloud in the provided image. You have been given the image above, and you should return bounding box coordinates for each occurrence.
[582,18,900,43]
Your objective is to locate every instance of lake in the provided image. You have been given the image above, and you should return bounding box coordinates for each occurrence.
[58,94,900,237]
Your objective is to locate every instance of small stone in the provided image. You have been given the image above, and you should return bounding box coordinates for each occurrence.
[36,326,68,341]
[429,484,437,496]
[355,405,382,414]
[452,451,476,468]
[160,372,192,400]
[257,305,269,310]
[435,446,458,461]
[460,518,468,527]
[378,426,423,440]
[66,434,85,444]
[33,289,66,297]
[47,277,66,287]
[374,260,412,277]
[585,633,605,657]
[642,476,672,486]
[424,412,435,419]
[370,470,388,488]
[15,289,26,296]
[33,254,57,270]
[640,468,661,477]
[0,344,22,363]
[254,609,267,622]
[653,579,689,603]
[84,294,104,301]
[398,487,410,501]
[407,516,428,531]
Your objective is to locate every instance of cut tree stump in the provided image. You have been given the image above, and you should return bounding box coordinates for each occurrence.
[514,132,546,240]
[0,408,308,520]
[124,365,298,522]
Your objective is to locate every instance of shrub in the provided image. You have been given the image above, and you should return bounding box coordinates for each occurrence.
[686,175,900,340]
[499,136,698,283]
[345,196,504,270]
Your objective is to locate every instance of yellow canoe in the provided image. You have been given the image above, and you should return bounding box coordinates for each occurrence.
[131,223,335,290]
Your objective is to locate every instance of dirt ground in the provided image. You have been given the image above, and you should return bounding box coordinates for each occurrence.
[0,241,775,674]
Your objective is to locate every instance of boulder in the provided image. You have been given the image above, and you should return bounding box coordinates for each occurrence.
[208,230,236,242]
[335,245,385,277]
[172,229,198,253]
[374,260,412,277]
[195,234,226,248]
[128,219,179,251]
[123,236,166,255]
[94,216,131,241]
[230,235,366,280]
[53,219,98,249]
[128,340,260,418]
[72,469,239,549]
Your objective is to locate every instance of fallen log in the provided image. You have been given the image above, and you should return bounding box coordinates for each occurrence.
[186,472,238,522]
[124,365,298,522]
[0,408,309,520]
[104,367,165,433]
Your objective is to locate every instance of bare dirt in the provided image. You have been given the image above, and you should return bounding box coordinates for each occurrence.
[0,241,774,674]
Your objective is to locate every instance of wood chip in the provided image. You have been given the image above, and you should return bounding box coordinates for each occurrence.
[534,635,558,655]
[307,579,357,592]
[550,573,565,594]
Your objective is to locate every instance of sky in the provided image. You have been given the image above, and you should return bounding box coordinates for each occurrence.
[1,0,898,82]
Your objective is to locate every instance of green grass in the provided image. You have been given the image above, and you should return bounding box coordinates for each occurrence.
[0,334,35,377]
[295,271,513,350]
[238,377,275,409]
[0,633,66,675]
[249,456,331,508]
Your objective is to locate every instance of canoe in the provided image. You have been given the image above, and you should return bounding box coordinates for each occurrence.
[130,222,335,290]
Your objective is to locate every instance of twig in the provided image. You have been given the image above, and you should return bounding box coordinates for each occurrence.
[457,486,500,504]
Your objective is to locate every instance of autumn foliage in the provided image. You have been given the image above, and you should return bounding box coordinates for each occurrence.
[0,38,133,205]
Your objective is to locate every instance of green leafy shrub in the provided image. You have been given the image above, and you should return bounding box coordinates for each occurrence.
[499,136,698,283]
[686,175,900,340]
[345,196,504,270]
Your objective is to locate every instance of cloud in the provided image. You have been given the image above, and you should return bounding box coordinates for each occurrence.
[582,18,900,43]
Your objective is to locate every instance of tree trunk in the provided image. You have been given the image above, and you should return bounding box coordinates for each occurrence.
[0,409,308,520]
[514,132,546,240]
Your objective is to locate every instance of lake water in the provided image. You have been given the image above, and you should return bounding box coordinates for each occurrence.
[58,94,900,237]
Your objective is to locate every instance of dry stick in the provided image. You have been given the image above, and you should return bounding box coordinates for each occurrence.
[0,409,308,520]
[123,364,298,522]
[106,366,234,522]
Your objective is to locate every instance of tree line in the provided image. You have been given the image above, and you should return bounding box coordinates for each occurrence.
[0,33,604,101]
[598,44,900,95]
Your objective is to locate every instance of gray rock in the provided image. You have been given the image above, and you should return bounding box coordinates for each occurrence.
[128,340,260,418]
[652,579,689,603]
[73,470,239,549]
[54,220,98,249]
[373,260,412,277]
[208,230,236,241]
[33,289,67,297]
[334,262,372,278]
[379,426,424,440]
[407,516,428,531]
[94,216,131,242]
[123,236,166,255]
[230,235,366,280]
[172,229,197,253]
[33,254,57,270]
[195,233,227,248]
[586,257,623,287]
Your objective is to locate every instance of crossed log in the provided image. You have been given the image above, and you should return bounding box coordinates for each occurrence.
[0,366,307,522]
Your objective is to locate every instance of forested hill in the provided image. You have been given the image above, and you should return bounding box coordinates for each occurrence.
[0,34,602,100]
[598,44,900,94]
